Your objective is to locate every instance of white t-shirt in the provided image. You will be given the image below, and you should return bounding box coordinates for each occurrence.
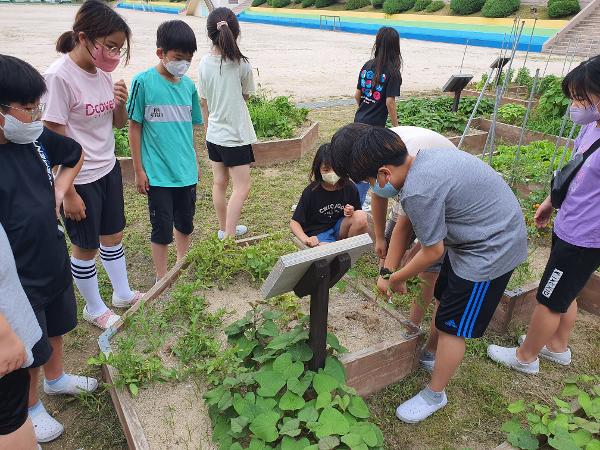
[388,126,457,220]
[197,54,257,147]
[43,55,116,184]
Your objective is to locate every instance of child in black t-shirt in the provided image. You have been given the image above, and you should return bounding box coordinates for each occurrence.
[291,144,368,247]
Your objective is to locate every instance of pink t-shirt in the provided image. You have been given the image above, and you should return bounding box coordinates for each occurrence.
[43,55,116,184]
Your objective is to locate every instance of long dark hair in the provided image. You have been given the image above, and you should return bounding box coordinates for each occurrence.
[562,55,600,104]
[207,7,248,64]
[56,0,131,64]
[372,27,402,90]
[310,144,345,189]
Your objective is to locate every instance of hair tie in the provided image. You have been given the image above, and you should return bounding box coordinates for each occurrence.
[216,21,228,31]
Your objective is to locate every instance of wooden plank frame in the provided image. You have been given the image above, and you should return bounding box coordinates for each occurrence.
[488,281,540,334]
[99,234,269,450]
[578,272,600,317]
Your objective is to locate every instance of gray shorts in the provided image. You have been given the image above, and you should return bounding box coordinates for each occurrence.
[384,219,444,273]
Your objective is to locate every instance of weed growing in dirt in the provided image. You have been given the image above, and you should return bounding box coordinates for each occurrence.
[248,93,309,140]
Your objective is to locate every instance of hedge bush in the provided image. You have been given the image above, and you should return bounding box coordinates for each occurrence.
[251,0,266,5]
[413,0,432,11]
[481,0,520,17]
[449,0,485,15]
[372,0,384,7]
[272,0,291,7]
[426,0,445,11]
[301,0,315,7]
[547,0,580,18]
[314,0,334,7]
[346,0,371,9]
[383,0,415,14]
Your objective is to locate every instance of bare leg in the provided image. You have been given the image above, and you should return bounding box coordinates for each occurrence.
[547,300,577,353]
[71,245,98,261]
[99,232,123,248]
[151,243,169,280]
[225,165,251,237]
[27,367,40,408]
[429,331,465,392]
[174,229,192,262]
[338,212,368,240]
[409,271,438,326]
[211,161,229,232]
[0,417,37,450]
[43,336,64,381]
[517,303,561,363]
[423,300,440,353]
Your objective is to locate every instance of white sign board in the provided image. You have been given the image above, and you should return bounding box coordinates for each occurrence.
[261,234,373,300]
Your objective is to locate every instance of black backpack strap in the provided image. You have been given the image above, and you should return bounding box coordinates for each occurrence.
[581,135,600,162]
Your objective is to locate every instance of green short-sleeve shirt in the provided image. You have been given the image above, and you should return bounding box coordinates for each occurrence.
[127,68,202,187]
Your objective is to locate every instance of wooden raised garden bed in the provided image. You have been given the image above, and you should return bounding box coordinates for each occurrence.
[461,89,537,108]
[118,121,320,185]
[488,281,540,334]
[474,118,575,148]
[578,272,600,317]
[101,235,423,449]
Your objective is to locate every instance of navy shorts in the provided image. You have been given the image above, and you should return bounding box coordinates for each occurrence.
[434,255,513,338]
[0,368,30,435]
[147,185,197,245]
[63,162,126,249]
[316,217,345,243]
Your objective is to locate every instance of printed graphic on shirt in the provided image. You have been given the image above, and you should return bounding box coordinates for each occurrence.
[360,70,387,104]
[144,105,193,123]
[319,203,344,218]
[85,99,116,118]
[542,268,564,298]
[34,143,54,187]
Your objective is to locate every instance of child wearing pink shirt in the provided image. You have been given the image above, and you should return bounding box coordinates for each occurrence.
[43,0,143,331]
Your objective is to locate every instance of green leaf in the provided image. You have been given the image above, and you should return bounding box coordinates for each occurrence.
[553,397,572,413]
[573,417,600,434]
[326,333,348,353]
[249,411,280,443]
[586,439,600,450]
[341,433,363,447]
[561,384,580,397]
[318,436,340,450]
[280,436,311,450]
[273,352,304,381]
[279,390,306,411]
[233,335,258,359]
[578,392,593,417]
[255,397,278,415]
[348,396,370,419]
[501,419,521,434]
[527,413,541,425]
[254,368,287,397]
[508,400,526,414]
[534,404,550,415]
[324,356,346,384]
[316,407,350,438]
[303,446,319,450]
[313,371,340,396]
[288,372,314,397]
[231,416,250,434]
[129,383,139,397]
[230,443,243,450]
[316,392,332,410]
[279,419,302,437]
[266,328,309,350]
[258,319,279,337]
[249,438,268,450]
[333,394,351,412]
[507,428,539,450]
[218,391,233,411]
[298,405,319,423]
[233,392,257,421]
[288,342,313,362]
[572,429,592,448]
[350,422,379,447]
[548,431,580,450]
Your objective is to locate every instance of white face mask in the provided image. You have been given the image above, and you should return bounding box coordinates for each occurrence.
[163,59,191,78]
[0,112,43,144]
[321,171,340,186]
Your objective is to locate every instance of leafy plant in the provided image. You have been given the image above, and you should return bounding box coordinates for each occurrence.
[449,0,485,15]
[249,94,309,140]
[515,67,534,91]
[547,0,580,18]
[114,127,131,157]
[498,103,527,126]
[252,0,267,5]
[481,0,519,17]
[346,0,371,9]
[301,0,315,6]
[502,374,600,449]
[371,0,384,7]
[205,306,385,449]
[538,75,562,96]
[536,77,570,119]
[425,0,444,11]
[383,0,415,13]
[315,0,334,7]
[413,0,432,11]
[272,0,291,6]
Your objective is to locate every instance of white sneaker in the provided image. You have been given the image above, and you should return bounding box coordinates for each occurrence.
[487,345,539,374]
[217,225,248,240]
[83,306,120,330]
[30,404,64,443]
[44,374,98,396]
[395,389,448,423]
[419,350,435,373]
[112,290,144,308]
[518,335,572,366]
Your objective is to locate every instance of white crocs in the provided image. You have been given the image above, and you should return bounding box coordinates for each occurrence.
[112,290,144,308]
[396,389,448,423]
[217,225,248,240]
[487,345,539,374]
[83,306,120,330]
[30,404,64,443]
[44,374,98,396]
[518,335,572,366]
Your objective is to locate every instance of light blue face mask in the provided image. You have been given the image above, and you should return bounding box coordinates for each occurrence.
[372,177,401,198]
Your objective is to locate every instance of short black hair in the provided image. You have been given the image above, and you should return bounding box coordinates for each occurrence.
[0,54,47,107]
[330,124,408,182]
[562,55,600,104]
[156,20,197,54]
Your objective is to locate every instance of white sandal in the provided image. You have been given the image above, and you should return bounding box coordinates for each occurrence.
[30,404,64,443]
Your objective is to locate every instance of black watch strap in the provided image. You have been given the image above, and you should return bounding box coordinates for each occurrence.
[380,268,393,280]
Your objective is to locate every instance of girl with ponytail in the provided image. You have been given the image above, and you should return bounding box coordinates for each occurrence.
[198,7,256,239]
[42,0,142,339]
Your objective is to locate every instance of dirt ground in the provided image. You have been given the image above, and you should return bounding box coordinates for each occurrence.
[0,4,586,102]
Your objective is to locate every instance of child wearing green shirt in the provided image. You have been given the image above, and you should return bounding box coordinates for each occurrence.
[127,20,203,280]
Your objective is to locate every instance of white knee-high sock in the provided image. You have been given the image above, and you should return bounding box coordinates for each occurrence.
[100,244,134,301]
[70,257,108,317]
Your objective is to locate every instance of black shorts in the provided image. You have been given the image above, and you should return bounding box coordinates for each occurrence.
[63,162,126,249]
[434,255,513,338]
[206,141,255,168]
[30,284,78,368]
[0,368,30,435]
[537,234,600,313]
[148,185,197,245]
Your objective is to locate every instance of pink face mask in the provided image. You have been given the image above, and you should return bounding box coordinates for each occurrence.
[90,44,121,73]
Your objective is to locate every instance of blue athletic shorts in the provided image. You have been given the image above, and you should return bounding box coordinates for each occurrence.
[316,217,345,243]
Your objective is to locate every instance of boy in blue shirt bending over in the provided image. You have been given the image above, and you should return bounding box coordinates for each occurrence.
[127,20,203,280]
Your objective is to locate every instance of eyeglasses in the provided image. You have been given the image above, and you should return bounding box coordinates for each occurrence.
[1,103,46,121]
[95,41,128,58]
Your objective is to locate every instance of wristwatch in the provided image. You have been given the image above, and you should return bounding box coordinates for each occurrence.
[379,268,393,280]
